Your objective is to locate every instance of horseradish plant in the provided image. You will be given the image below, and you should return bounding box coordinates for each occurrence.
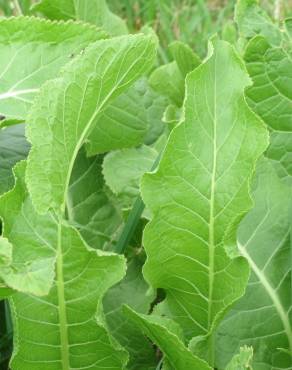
[0,0,291,369]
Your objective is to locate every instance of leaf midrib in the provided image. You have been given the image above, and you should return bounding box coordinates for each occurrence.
[62,39,150,214]
[56,221,70,370]
[208,55,218,326]
[0,88,39,101]
[207,53,218,366]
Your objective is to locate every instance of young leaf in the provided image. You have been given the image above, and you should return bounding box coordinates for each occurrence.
[0,125,30,194]
[33,0,128,36]
[67,148,123,251]
[1,162,128,369]
[221,21,238,45]
[26,34,157,215]
[124,306,211,370]
[168,41,201,78]
[141,39,268,365]
[103,145,157,209]
[216,161,292,369]
[104,258,157,370]
[0,17,106,123]
[143,86,168,145]
[149,62,185,107]
[226,346,253,370]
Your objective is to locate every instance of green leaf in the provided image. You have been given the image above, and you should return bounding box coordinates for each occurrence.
[26,34,157,215]
[0,124,30,195]
[226,346,253,370]
[124,306,211,370]
[103,145,157,209]
[244,36,292,132]
[0,162,55,297]
[68,148,123,251]
[265,131,292,184]
[104,257,157,370]
[216,161,292,369]
[244,35,292,184]
[221,21,238,45]
[143,86,168,146]
[168,41,201,77]
[85,82,149,156]
[0,17,106,124]
[1,161,128,369]
[235,0,282,46]
[141,39,268,365]
[149,62,184,107]
[33,0,128,36]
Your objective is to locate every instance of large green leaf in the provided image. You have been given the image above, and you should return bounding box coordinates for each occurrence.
[244,35,292,183]
[141,39,268,365]
[0,124,30,195]
[0,17,106,123]
[124,306,211,370]
[68,148,123,251]
[235,0,282,46]
[216,161,292,370]
[1,161,128,369]
[104,257,157,370]
[33,0,127,36]
[26,34,157,215]
[85,82,149,156]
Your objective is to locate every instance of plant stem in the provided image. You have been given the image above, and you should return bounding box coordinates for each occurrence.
[115,152,162,255]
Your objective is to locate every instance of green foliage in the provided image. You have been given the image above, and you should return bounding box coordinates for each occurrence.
[0,17,106,124]
[216,161,292,369]
[0,1,291,369]
[25,34,156,214]
[140,38,268,367]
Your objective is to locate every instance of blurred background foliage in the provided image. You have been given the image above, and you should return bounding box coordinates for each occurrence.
[1,0,292,59]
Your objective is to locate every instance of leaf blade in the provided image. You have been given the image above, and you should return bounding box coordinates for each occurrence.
[216,161,292,369]
[0,17,106,123]
[26,34,157,214]
[141,39,268,364]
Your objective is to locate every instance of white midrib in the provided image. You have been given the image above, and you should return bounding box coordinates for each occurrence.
[0,88,39,100]
[56,221,70,370]
[238,243,292,353]
[207,58,218,366]
[61,42,150,214]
